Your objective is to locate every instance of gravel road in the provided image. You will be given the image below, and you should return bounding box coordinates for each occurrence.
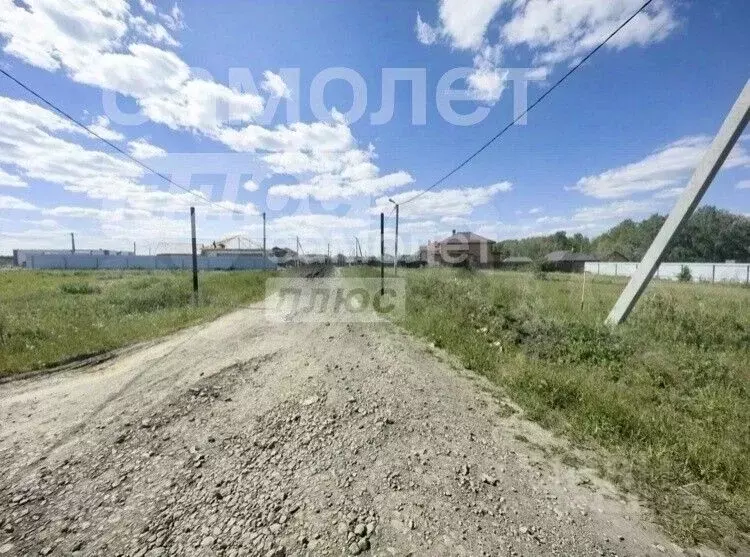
[0,292,698,556]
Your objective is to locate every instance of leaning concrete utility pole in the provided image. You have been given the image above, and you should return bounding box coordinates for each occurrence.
[190,207,199,305]
[606,79,750,326]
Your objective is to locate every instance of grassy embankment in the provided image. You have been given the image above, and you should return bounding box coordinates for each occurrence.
[0,270,275,377]
[346,267,749,551]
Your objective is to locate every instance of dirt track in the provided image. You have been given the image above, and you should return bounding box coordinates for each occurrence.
[0,291,694,556]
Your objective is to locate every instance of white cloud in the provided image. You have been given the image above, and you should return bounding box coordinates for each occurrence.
[89,115,125,142]
[467,44,507,104]
[572,200,656,223]
[130,16,180,47]
[269,171,414,201]
[139,0,157,15]
[373,182,512,219]
[128,138,167,159]
[0,167,27,188]
[415,0,678,103]
[242,179,259,192]
[0,1,411,246]
[22,218,59,228]
[652,187,684,199]
[438,0,508,50]
[572,135,750,199]
[502,0,678,66]
[261,71,292,99]
[0,95,259,220]
[160,4,185,32]
[0,3,264,135]
[271,214,368,234]
[737,180,750,190]
[415,12,439,45]
[0,194,36,210]
[0,0,130,71]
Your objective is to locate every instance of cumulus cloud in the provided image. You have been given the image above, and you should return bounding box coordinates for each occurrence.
[0,2,264,134]
[415,0,679,103]
[415,12,439,45]
[0,96,257,218]
[0,1,413,246]
[737,180,750,190]
[139,0,157,15]
[467,44,507,103]
[261,71,292,99]
[438,0,508,50]
[502,0,678,66]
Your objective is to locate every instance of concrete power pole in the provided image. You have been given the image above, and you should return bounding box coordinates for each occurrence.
[190,207,199,305]
[606,79,750,325]
[70,232,76,254]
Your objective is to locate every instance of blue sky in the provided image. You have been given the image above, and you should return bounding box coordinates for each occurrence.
[0,0,748,256]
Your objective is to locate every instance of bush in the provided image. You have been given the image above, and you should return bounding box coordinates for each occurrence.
[677,265,692,282]
[60,282,101,295]
[532,260,548,280]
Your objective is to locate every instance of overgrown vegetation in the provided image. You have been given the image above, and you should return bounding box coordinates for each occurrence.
[0,269,275,376]
[677,265,693,282]
[346,267,749,551]
[493,206,750,262]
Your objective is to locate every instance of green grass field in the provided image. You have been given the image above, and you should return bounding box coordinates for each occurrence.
[346,267,750,551]
[0,269,275,377]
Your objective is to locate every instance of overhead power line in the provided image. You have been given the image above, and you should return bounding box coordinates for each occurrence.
[399,0,657,207]
[0,68,245,216]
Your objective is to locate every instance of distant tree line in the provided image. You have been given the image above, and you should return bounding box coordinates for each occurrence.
[492,206,750,263]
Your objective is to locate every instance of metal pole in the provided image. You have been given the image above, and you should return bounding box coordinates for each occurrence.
[262,212,267,260]
[190,207,199,305]
[380,212,385,295]
[394,204,399,276]
[606,80,750,325]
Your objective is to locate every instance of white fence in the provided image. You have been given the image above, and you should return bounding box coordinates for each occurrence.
[584,261,750,284]
[22,254,276,271]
